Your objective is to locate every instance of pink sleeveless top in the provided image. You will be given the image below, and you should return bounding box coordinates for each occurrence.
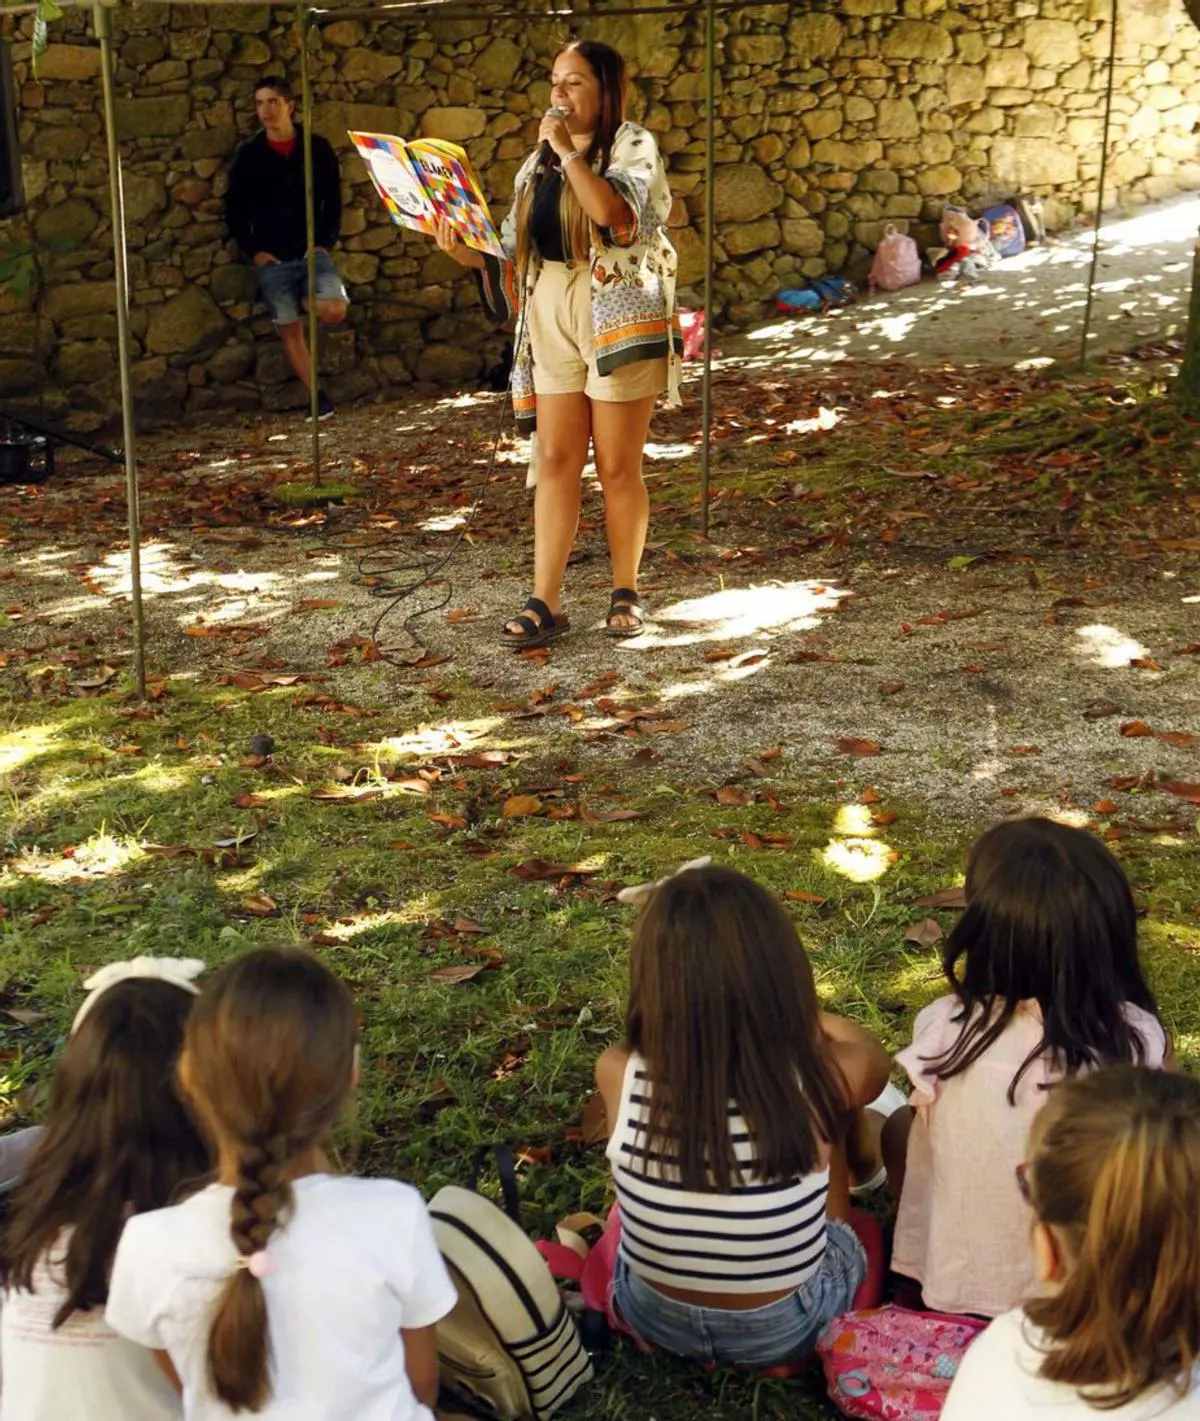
[892,997,1167,1318]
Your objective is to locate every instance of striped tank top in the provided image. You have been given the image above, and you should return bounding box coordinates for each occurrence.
[606,1052,830,1297]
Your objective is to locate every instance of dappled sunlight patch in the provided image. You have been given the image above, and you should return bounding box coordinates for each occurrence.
[821,836,892,883]
[318,910,405,942]
[13,828,143,882]
[1075,623,1152,668]
[822,797,896,884]
[626,580,850,651]
[0,722,63,774]
[374,717,507,760]
[420,512,469,533]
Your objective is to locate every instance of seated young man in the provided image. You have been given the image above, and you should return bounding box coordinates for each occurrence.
[225,75,348,419]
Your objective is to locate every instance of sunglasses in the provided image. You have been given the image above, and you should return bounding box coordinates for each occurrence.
[1015,1161,1033,1207]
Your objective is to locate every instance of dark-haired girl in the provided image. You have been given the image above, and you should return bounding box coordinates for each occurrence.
[106,948,456,1420]
[436,40,681,647]
[1,959,209,1421]
[889,817,1170,1318]
[596,864,891,1368]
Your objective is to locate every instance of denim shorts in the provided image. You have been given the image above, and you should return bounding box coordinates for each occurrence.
[257,251,348,326]
[610,1217,866,1369]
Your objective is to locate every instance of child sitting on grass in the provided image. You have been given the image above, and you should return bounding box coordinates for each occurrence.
[886,817,1169,1317]
[595,863,891,1369]
[943,1066,1200,1419]
[1,959,210,1421]
[106,947,457,1421]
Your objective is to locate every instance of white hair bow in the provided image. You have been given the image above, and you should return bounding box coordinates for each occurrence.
[616,857,712,907]
[71,956,207,1034]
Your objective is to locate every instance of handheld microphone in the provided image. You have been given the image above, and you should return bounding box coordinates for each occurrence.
[536,105,568,177]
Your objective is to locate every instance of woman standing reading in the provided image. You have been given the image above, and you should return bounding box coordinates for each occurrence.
[435,40,681,647]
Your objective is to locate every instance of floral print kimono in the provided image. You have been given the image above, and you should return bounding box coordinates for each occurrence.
[476,120,683,443]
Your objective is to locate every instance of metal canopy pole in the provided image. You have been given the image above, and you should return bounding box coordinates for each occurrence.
[699,0,715,537]
[94,0,146,698]
[1078,0,1118,368]
[299,5,322,473]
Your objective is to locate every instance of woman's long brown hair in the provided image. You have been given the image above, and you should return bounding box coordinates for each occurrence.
[1025,1067,1200,1408]
[625,865,847,1192]
[0,979,209,1325]
[515,40,628,281]
[183,948,357,1414]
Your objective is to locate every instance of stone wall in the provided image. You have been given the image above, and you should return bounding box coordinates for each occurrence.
[0,0,1197,428]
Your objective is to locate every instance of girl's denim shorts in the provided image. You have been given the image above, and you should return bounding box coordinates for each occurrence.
[610,1217,866,1369]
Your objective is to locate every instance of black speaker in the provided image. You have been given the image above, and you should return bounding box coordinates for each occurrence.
[0,41,24,218]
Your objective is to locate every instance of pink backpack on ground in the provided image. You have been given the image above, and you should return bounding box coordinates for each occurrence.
[816,1305,986,1419]
[868,226,921,292]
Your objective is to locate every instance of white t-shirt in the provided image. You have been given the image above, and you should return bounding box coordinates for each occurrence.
[943,1309,1200,1421]
[1,1235,181,1421]
[106,1175,458,1421]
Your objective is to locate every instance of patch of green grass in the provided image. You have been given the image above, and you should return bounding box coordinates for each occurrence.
[3,671,1200,1420]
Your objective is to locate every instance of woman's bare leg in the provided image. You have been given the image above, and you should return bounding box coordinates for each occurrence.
[507,392,591,632]
[590,394,656,628]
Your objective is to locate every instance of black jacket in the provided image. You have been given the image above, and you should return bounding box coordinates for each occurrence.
[225,127,342,262]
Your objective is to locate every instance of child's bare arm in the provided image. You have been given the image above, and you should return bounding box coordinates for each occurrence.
[402,1324,440,1408]
[593,1045,631,1141]
[818,1011,892,1109]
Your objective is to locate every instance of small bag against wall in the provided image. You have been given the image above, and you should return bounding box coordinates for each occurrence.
[868,225,922,292]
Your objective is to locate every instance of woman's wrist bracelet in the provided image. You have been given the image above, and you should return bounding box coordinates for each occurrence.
[561,149,584,171]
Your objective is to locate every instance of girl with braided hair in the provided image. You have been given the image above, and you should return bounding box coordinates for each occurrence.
[106,948,456,1419]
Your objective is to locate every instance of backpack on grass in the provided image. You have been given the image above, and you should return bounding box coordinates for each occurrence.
[430,1182,593,1419]
[817,1304,986,1420]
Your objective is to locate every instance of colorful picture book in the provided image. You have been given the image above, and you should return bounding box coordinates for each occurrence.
[348,131,505,259]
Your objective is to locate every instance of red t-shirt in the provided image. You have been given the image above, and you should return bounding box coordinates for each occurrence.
[267,135,296,158]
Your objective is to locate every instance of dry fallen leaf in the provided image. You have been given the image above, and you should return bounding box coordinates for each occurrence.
[501,794,543,819]
[1130,657,1164,672]
[5,1008,47,1026]
[428,963,489,984]
[510,859,595,881]
[294,598,344,612]
[905,917,944,948]
[1159,779,1200,804]
[912,887,968,909]
[836,737,881,757]
[879,681,905,695]
[1008,745,1039,755]
[716,785,752,806]
[784,890,827,905]
[1119,721,1154,738]
[240,894,278,917]
[580,805,650,823]
[428,812,469,830]
[453,915,488,935]
[1156,730,1196,749]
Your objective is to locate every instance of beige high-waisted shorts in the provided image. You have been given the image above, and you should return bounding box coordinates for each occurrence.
[529,260,667,402]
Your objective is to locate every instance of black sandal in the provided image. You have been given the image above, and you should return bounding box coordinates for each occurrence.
[500,596,570,649]
[605,586,645,638]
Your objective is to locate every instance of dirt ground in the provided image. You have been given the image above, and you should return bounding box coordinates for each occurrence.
[721,192,1198,370]
[3,193,1198,831]
[2,374,1197,833]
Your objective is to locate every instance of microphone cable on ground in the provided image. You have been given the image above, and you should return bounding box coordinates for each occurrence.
[348,299,528,669]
